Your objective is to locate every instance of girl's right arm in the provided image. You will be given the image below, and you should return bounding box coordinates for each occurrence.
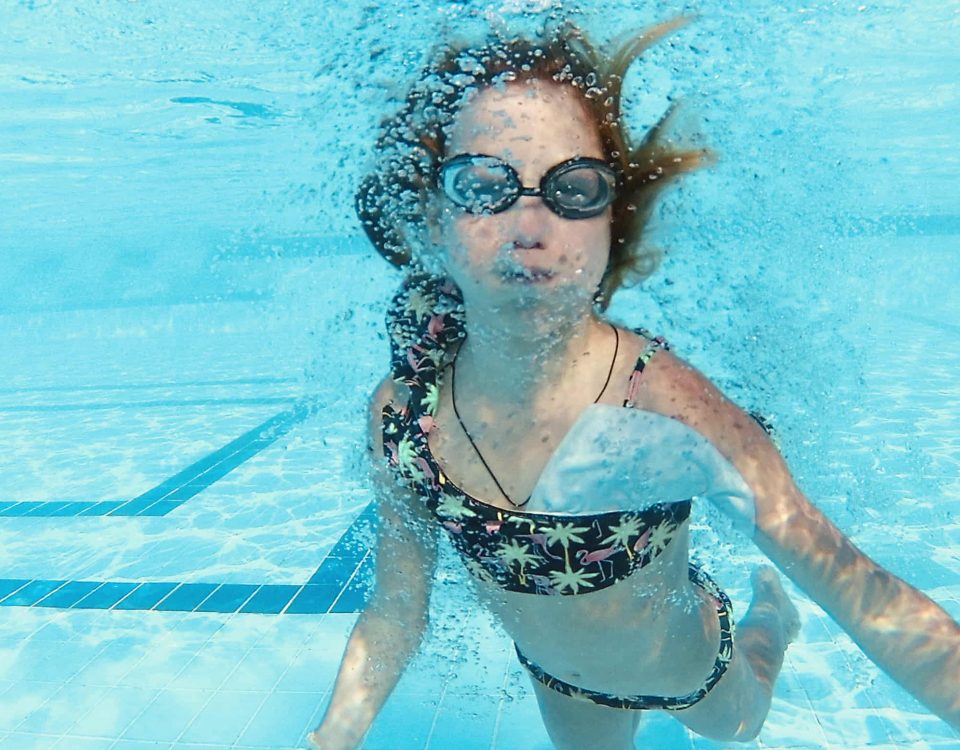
[307,377,439,750]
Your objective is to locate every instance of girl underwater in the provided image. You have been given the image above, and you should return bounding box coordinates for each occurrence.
[308,16,960,750]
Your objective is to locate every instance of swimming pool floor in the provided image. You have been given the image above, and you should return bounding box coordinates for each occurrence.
[1,267,958,749]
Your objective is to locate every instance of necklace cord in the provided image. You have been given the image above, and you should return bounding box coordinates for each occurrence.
[450,324,620,508]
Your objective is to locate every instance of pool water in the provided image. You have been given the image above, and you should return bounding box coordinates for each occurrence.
[1,1,958,748]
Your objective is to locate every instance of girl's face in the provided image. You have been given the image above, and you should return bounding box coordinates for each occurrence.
[431,80,611,310]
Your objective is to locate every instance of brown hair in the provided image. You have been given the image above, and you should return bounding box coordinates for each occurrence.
[356,17,711,308]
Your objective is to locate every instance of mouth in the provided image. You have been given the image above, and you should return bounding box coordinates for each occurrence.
[500,266,555,284]
[494,254,555,284]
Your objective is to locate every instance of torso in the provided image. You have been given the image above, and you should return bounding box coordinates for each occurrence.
[390,324,722,696]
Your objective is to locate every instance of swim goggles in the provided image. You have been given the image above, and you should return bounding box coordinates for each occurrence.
[438,153,619,219]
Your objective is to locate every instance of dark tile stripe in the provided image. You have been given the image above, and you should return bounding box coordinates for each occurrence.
[0,397,293,413]
[0,580,31,602]
[36,580,102,608]
[112,582,179,611]
[239,585,302,614]
[0,376,296,396]
[74,582,140,609]
[154,583,220,612]
[2,580,68,607]
[194,584,260,613]
[0,399,314,518]
[0,503,377,615]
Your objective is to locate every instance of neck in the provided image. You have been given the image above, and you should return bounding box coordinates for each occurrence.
[453,295,605,406]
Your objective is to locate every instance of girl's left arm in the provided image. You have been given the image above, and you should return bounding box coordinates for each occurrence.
[638,350,960,730]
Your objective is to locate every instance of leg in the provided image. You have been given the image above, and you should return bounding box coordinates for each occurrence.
[673,565,801,742]
[528,676,640,750]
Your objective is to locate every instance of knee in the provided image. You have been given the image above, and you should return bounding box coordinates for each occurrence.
[695,712,764,744]
[674,688,770,744]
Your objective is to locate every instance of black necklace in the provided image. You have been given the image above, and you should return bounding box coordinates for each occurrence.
[449,324,620,508]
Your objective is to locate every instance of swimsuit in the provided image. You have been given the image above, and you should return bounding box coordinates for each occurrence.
[381,273,735,711]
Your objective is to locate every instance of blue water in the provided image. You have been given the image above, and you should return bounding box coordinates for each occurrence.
[1,1,958,748]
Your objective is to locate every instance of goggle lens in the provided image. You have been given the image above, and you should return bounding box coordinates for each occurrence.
[444,157,518,213]
[440,155,617,219]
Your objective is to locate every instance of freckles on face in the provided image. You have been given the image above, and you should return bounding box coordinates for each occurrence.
[437,80,612,293]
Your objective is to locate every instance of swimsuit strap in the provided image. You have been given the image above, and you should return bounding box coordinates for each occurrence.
[384,276,668,417]
[623,328,670,408]
[385,273,465,418]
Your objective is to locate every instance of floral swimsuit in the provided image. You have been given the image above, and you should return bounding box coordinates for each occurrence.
[381,274,734,711]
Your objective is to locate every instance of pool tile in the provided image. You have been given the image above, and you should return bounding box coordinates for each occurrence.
[16,682,110,735]
[236,690,322,748]
[193,584,259,614]
[239,585,299,614]
[426,692,499,750]
[50,736,115,749]
[105,741,174,750]
[154,583,219,612]
[177,690,267,745]
[361,692,437,750]
[68,686,160,737]
[0,681,62,731]
[118,688,207,743]
[73,583,139,610]
[0,732,65,750]
[113,582,179,611]
[115,646,198,690]
[174,646,246,691]
[48,502,90,516]
[5,580,67,607]
[134,500,181,516]
[308,555,359,587]
[285,584,338,615]
[0,580,36,604]
[223,647,293,692]
[76,501,123,516]
[329,570,371,614]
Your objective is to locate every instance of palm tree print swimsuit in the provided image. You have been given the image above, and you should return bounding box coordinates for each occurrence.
[381,274,734,711]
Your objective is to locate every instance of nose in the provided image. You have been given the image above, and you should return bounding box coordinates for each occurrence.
[508,194,549,248]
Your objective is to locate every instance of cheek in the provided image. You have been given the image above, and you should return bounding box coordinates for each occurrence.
[560,221,611,269]
[444,214,499,265]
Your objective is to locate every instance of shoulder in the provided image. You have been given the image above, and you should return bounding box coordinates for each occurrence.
[370,374,399,413]
[368,375,408,453]
[632,347,776,459]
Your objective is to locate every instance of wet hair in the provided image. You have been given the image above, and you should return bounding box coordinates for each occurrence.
[356,17,711,308]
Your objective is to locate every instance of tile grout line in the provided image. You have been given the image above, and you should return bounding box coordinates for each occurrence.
[164,611,288,748]
[225,613,338,750]
[7,635,117,737]
[151,618,242,748]
[487,654,514,750]
[286,614,365,745]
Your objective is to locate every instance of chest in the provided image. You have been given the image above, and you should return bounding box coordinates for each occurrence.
[425,353,646,509]
[426,412,566,508]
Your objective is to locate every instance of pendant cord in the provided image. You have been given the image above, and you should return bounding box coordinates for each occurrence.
[450,324,620,508]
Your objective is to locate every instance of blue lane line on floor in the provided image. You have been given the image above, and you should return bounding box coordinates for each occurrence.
[0,503,377,615]
[0,376,297,395]
[0,396,293,413]
[0,399,314,518]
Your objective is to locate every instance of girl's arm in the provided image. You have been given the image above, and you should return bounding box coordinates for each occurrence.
[639,351,960,730]
[308,377,439,750]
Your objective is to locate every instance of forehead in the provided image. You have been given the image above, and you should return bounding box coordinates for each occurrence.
[446,80,603,164]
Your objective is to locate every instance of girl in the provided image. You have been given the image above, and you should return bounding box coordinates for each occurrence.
[309,17,960,750]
